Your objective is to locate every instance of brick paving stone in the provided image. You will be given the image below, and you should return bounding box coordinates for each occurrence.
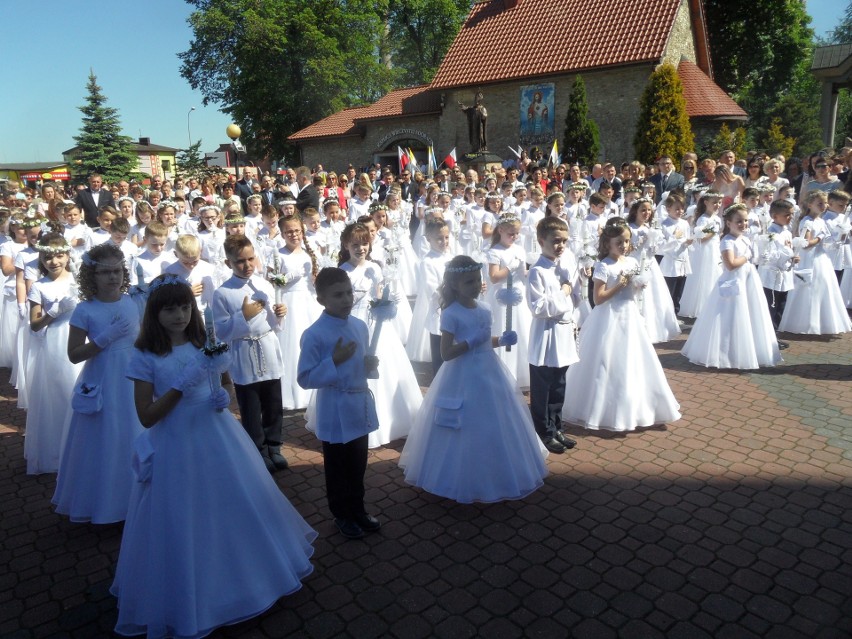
[1,330,851,637]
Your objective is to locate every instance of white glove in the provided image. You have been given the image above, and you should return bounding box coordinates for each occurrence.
[497,330,518,347]
[17,303,27,320]
[91,316,131,348]
[171,351,209,392]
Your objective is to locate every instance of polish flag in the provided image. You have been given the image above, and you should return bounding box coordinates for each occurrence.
[443,148,457,169]
[398,146,409,173]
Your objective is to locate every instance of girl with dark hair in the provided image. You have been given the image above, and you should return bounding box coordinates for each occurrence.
[112,274,316,639]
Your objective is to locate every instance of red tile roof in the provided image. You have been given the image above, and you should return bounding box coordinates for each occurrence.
[288,86,440,141]
[430,0,682,89]
[287,106,370,142]
[678,59,747,119]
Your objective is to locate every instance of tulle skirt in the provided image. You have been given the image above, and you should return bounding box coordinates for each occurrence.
[277,287,322,410]
[52,345,144,523]
[680,239,722,318]
[111,396,316,639]
[637,259,681,343]
[778,251,851,335]
[24,320,83,474]
[563,298,681,431]
[682,264,782,369]
[399,346,547,503]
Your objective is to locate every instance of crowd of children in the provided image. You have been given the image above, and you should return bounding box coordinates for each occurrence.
[1,154,850,636]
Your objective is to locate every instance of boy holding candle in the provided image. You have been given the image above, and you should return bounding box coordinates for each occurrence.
[211,234,288,472]
[297,267,380,540]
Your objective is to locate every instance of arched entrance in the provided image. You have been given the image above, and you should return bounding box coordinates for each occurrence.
[374,138,429,175]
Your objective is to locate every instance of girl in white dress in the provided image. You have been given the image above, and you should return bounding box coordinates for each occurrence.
[195,204,226,265]
[0,216,27,368]
[384,189,418,295]
[24,234,83,474]
[307,223,422,448]
[399,255,547,503]
[627,198,680,343]
[680,191,723,318]
[779,191,852,335]
[367,205,412,344]
[271,214,322,410]
[406,219,452,367]
[112,274,316,639]
[486,213,532,388]
[562,218,681,432]
[682,204,783,369]
[52,244,144,523]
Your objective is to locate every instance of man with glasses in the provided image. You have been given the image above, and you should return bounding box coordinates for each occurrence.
[649,156,684,204]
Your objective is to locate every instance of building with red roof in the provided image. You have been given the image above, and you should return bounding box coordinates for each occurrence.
[289,0,746,171]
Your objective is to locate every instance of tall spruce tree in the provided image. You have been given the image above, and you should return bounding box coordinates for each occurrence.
[633,63,694,165]
[71,71,138,185]
[562,75,600,166]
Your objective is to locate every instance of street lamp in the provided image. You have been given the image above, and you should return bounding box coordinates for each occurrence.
[226,123,244,180]
[187,107,196,147]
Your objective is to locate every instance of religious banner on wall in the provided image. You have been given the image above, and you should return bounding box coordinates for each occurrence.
[519,83,555,149]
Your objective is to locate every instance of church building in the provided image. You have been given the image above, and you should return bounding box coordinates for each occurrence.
[289,0,746,169]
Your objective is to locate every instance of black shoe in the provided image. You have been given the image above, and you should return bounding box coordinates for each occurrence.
[267,445,289,470]
[777,340,789,350]
[354,512,381,533]
[555,430,577,449]
[260,452,275,473]
[543,437,567,454]
[334,518,365,539]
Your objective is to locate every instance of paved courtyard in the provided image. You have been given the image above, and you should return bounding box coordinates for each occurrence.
[1,325,850,638]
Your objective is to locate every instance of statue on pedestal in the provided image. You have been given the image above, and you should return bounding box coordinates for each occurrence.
[459,91,488,152]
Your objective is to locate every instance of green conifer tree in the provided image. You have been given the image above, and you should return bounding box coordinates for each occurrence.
[633,63,695,164]
[70,71,138,185]
[562,75,600,166]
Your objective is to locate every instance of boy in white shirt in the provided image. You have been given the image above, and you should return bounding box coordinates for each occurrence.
[130,222,174,286]
[212,234,288,472]
[526,216,579,454]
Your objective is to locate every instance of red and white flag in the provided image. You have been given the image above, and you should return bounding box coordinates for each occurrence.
[443,147,457,169]
[398,146,409,173]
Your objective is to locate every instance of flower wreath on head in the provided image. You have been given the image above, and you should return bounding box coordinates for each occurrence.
[35,242,71,255]
[147,272,191,293]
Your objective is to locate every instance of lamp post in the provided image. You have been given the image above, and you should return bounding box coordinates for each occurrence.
[187,107,196,147]
[226,123,243,181]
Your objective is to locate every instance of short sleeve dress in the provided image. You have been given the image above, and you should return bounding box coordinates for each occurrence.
[399,301,548,503]
[111,343,316,639]
[562,257,681,431]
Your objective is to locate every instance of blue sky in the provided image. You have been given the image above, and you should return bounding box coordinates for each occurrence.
[0,0,847,164]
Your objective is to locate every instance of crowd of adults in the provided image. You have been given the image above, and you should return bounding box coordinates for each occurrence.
[2,145,851,227]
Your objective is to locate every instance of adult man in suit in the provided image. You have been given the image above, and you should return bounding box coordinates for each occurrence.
[294,166,319,213]
[649,156,684,203]
[259,175,278,206]
[75,173,115,228]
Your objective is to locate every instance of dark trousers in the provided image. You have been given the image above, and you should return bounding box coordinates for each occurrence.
[322,435,368,520]
[588,278,596,309]
[529,364,568,440]
[763,287,789,331]
[664,275,686,315]
[654,254,663,264]
[836,270,844,285]
[234,379,284,451]
[430,333,443,376]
